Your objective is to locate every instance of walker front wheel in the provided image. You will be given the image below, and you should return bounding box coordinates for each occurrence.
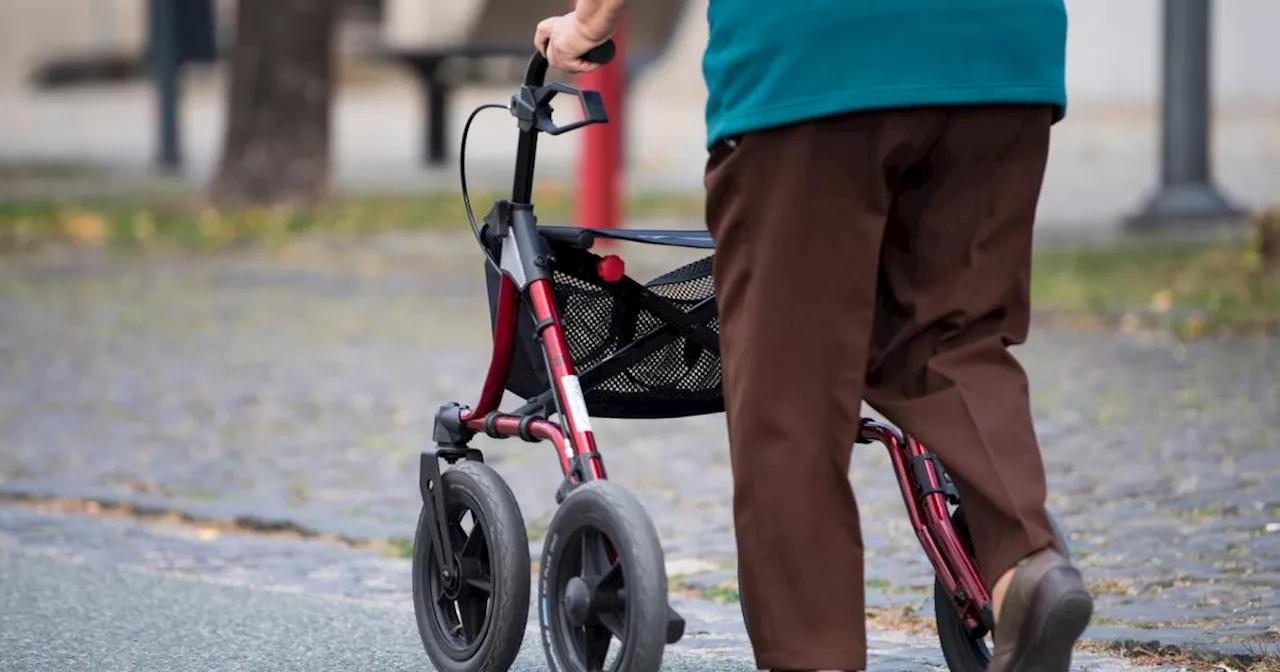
[412,461,530,672]
[538,480,671,672]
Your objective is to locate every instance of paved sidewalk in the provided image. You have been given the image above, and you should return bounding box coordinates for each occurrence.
[0,504,1168,671]
[0,233,1277,658]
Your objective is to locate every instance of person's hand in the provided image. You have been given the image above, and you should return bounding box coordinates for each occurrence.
[535,11,611,73]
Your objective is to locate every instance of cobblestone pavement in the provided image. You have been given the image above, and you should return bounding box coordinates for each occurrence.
[0,235,1277,657]
[0,503,1164,671]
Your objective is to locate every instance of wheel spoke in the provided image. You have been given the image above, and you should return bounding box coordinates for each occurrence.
[464,575,492,596]
[448,520,468,552]
[433,575,451,609]
[598,562,623,592]
[458,595,487,643]
[598,612,626,641]
[461,521,488,559]
[581,530,607,575]
[582,623,612,670]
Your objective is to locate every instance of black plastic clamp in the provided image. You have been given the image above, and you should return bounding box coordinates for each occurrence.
[554,451,604,504]
[483,411,507,439]
[910,453,961,505]
[517,415,541,442]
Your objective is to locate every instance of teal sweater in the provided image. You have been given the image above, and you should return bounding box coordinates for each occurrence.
[701,0,1069,148]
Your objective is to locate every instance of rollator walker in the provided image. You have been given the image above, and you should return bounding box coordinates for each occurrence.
[411,42,1071,672]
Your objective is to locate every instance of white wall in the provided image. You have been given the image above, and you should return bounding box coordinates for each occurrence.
[626,0,1280,224]
[1063,0,1279,109]
[0,0,1273,222]
[0,0,242,90]
[0,0,147,87]
[4,0,1273,108]
[636,0,1280,110]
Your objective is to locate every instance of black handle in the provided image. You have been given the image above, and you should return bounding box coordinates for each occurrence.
[513,37,619,203]
[526,39,618,87]
[580,40,617,66]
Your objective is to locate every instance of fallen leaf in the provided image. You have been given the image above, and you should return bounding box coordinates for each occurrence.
[1151,289,1174,313]
[60,210,108,244]
[124,480,160,494]
[1183,316,1206,339]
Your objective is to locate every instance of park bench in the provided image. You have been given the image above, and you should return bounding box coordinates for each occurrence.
[381,0,687,166]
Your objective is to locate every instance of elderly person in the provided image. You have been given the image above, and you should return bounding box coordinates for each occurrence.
[536,1,1094,670]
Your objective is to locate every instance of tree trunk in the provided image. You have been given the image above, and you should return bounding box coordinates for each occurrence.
[209,0,338,209]
[1259,211,1279,274]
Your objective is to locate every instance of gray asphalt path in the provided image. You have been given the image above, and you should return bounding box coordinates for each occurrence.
[0,543,761,672]
[0,505,1163,672]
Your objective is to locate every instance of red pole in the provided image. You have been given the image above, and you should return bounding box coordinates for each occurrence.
[574,22,625,231]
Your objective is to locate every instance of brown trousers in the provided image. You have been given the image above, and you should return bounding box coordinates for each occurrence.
[704,105,1058,671]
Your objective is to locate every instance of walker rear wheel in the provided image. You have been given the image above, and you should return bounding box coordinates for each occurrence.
[538,480,670,672]
[933,508,1071,672]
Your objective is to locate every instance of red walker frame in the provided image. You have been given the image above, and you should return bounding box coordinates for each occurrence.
[456,268,994,635]
[419,42,1002,666]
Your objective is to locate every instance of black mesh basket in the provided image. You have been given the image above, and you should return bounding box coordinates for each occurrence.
[483,242,724,419]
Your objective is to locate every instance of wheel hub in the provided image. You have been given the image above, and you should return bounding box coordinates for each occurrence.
[441,563,462,600]
[563,576,593,627]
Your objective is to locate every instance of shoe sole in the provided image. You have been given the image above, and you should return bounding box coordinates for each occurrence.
[1006,566,1095,672]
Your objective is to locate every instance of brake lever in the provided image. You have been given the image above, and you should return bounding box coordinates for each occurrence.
[513,39,616,135]
[511,82,609,136]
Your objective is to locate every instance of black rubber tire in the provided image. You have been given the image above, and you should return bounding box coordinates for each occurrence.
[934,508,1071,672]
[412,460,531,672]
[538,480,669,672]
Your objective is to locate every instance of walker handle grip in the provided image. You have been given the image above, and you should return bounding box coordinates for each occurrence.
[581,40,616,66]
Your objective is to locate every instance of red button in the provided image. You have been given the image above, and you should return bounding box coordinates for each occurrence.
[597,255,625,283]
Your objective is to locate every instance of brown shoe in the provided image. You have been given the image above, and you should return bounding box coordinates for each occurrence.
[989,548,1094,672]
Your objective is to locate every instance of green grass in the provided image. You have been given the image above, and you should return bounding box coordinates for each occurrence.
[1030,234,1280,336]
[524,512,552,542]
[700,583,741,603]
[1086,638,1280,672]
[5,191,1278,336]
[676,580,741,604]
[382,536,415,559]
[0,190,706,251]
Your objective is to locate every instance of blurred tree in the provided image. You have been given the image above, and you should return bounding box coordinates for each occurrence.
[210,0,339,209]
[1260,211,1279,274]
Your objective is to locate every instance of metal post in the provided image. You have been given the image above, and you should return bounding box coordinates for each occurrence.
[422,60,449,166]
[149,0,182,171]
[574,22,626,232]
[1128,0,1241,228]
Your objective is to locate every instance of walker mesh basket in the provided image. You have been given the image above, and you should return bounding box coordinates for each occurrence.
[483,237,723,419]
